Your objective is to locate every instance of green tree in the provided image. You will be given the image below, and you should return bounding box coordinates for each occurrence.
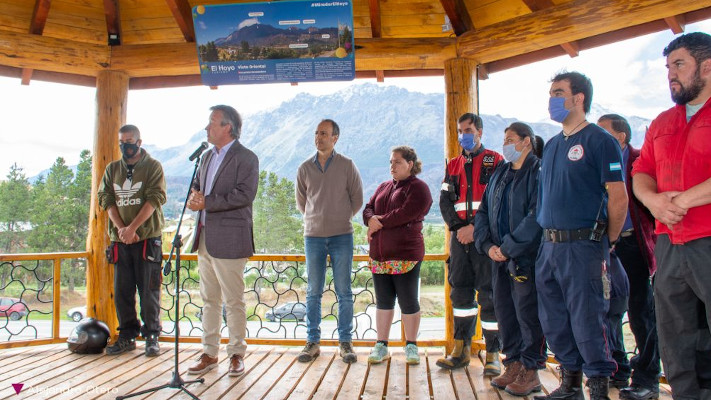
[0,163,31,253]
[253,171,303,253]
[0,163,32,293]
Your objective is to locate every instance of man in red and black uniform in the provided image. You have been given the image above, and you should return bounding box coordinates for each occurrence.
[438,112,504,374]
[633,32,711,398]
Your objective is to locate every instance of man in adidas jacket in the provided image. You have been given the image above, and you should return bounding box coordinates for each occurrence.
[98,124,167,357]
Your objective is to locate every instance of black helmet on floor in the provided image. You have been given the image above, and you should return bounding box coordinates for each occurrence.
[67,318,110,354]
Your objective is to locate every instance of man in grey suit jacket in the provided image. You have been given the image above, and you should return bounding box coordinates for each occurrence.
[186,105,259,378]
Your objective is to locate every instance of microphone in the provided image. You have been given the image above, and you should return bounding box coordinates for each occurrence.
[188,142,209,161]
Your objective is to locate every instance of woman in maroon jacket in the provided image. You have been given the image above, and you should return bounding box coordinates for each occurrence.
[363,146,433,365]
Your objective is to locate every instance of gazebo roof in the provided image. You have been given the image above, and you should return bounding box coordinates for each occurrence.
[1,0,710,88]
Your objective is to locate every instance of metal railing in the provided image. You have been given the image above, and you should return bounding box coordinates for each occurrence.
[0,252,449,349]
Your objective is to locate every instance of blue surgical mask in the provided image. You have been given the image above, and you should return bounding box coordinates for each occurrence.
[502,143,523,163]
[458,133,476,151]
[549,97,570,123]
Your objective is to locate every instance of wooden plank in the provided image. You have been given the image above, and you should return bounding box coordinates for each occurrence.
[176,347,273,400]
[405,347,431,400]
[426,348,456,399]
[256,348,307,399]
[129,348,256,400]
[216,348,289,399]
[285,347,338,400]
[468,352,499,400]
[664,14,686,34]
[360,360,388,399]
[98,347,203,400]
[310,350,349,400]
[335,348,370,400]
[368,0,382,38]
[457,0,711,63]
[0,346,73,383]
[386,348,407,399]
[23,347,146,400]
[0,352,94,398]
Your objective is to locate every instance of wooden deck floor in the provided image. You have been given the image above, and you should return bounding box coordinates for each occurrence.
[0,343,673,400]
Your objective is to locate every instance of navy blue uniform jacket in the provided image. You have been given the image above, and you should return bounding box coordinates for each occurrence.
[474,153,542,271]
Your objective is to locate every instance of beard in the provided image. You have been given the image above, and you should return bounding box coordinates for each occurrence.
[670,67,705,105]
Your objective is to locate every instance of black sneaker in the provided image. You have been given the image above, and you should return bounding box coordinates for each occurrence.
[106,337,136,355]
[145,335,160,357]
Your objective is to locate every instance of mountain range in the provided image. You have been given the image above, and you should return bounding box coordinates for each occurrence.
[142,83,651,219]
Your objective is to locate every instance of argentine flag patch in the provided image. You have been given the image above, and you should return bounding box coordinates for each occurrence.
[609,162,622,171]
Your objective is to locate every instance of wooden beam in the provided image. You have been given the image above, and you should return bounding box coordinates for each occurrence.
[375,70,385,82]
[664,15,686,34]
[109,42,200,77]
[20,68,33,86]
[103,0,121,45]
[29,0,52,34]
[23,0,52,86]
[354,37,457,71]
[165,0,195,42]
[457,0,711,63]
[0,31,110,77]
[560,41,580,57]
[521,0,555,12]
[368,0,382,38]
[439,0,474,36]
[87,70,128,338]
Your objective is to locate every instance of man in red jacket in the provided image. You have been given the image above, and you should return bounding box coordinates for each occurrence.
[438,112,503,374]
[598,114,660,400]
[632,32,711,398]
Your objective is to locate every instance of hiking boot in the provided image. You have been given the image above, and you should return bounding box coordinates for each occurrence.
[106,337,136,355]
[533,368,584,400]
[298,342,320,362]
[368,342,390,364]
[340,341,357,363]
[485,351,502,376]
[491,360,523,389]
[506,367,542,396]
[610,376,629,389]
[586,377,611,400]
[436,339,470,370]
[144,335,160,357]
[404,343,420,365]
[619,384,659,400]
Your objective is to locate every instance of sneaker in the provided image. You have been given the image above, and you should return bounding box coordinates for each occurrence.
[340,341,357,364]
[144,335,160,357]
[106,337,136,355]
[368,342,390,364]
[404,343,420,365]
[298,342,320,362]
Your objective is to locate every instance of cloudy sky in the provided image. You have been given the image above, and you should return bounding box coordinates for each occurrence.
[0,19,709,178]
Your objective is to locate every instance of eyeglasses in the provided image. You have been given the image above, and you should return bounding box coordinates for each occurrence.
[126,166,134,181]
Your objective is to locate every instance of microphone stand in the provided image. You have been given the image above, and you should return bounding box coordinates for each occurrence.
[117,151,205,400]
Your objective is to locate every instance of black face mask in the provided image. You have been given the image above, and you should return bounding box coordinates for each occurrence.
[119,142,140,160]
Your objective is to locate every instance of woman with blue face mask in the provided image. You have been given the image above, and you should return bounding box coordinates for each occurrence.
[474,122,547,396]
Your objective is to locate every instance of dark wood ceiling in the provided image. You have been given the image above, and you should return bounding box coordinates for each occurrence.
[1,0,710,88]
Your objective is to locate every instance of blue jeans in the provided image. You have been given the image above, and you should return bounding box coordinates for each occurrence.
[305,233,354,343]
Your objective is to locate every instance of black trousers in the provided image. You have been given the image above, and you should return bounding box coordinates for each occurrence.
[448,238,500,352]
[654,235,711,399]
[114,239,163,338]
[615,234,661,387]
[492,260,547,369]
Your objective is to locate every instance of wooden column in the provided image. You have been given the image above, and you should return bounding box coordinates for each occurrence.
[443,58,479,353]
[86,70,128,337]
